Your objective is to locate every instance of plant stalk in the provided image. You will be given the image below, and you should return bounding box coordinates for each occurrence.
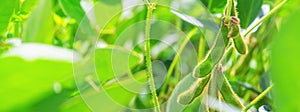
[144,2,161,112]
[225,0,233,23]
[242,84,274,112]
[198,35,206,62]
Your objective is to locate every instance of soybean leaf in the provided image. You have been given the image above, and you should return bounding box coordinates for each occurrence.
[272,9,300,112]
[95,46,143,84]
[22,0,55,44]
[170,9,220,50]
[171,0,209,17]
[99,6,146,45]
[171,10,219,32]
[200,0,227,13]
[58,0,85,22]
[24,89,87,112]
[74,70,148,111]
[94,0,122,29]
[237,0,263,28]
[0,43,77,111]
[60,0,95,39]
[58,95,90,111]
[56,70,147,112]
[0,0,18,35]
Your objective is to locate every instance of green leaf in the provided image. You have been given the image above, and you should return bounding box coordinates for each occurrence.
[0,43,77,111]
[58,0,85,22]
[237,0,263,28]
[0,0,18,35]
[95,46,143,83]
[272,8,300,112]
[22,0,55,44]
[171,10,219,32]
[200,0,227,13]
[76,70,148,111]
[24,89,86,112]
[94,0,122,29]
[58,95,90,112]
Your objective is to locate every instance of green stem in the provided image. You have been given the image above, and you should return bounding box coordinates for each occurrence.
[144,2,161,112]
[198,35,206,62]
[160,28,197,95]
[242,84,274,112]
[243,0,287,37]
[225,0,233,22]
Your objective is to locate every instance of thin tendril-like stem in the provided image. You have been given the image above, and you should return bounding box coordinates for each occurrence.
[160,28,198,96]
[144,2,161,112]
[243,0,287,37]
[242,84,274,112]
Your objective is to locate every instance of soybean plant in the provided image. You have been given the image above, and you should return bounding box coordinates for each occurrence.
[178,0,247,109]
[176,0,287,111]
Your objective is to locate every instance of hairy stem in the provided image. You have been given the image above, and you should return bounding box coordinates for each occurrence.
[225,0,233,23]
[144,2,161,112]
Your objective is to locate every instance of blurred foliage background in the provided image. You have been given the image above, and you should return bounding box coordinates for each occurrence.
[0,0,299,112]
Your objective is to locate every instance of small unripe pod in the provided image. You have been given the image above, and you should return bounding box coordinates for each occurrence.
[228,23,240,38]
[193,56,213,78]
[193,28,228,78]
[233,35,247,54]
[177,75,210,105]
[221,24,230,45]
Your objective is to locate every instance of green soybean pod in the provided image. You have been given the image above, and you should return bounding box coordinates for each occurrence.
[177,75,210,105]
[228,24,240,38]
[233,35,247,54]
[193,55,213,78]
[221,24,230,45]
[219,73,245,109]
[193,30,228,78]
